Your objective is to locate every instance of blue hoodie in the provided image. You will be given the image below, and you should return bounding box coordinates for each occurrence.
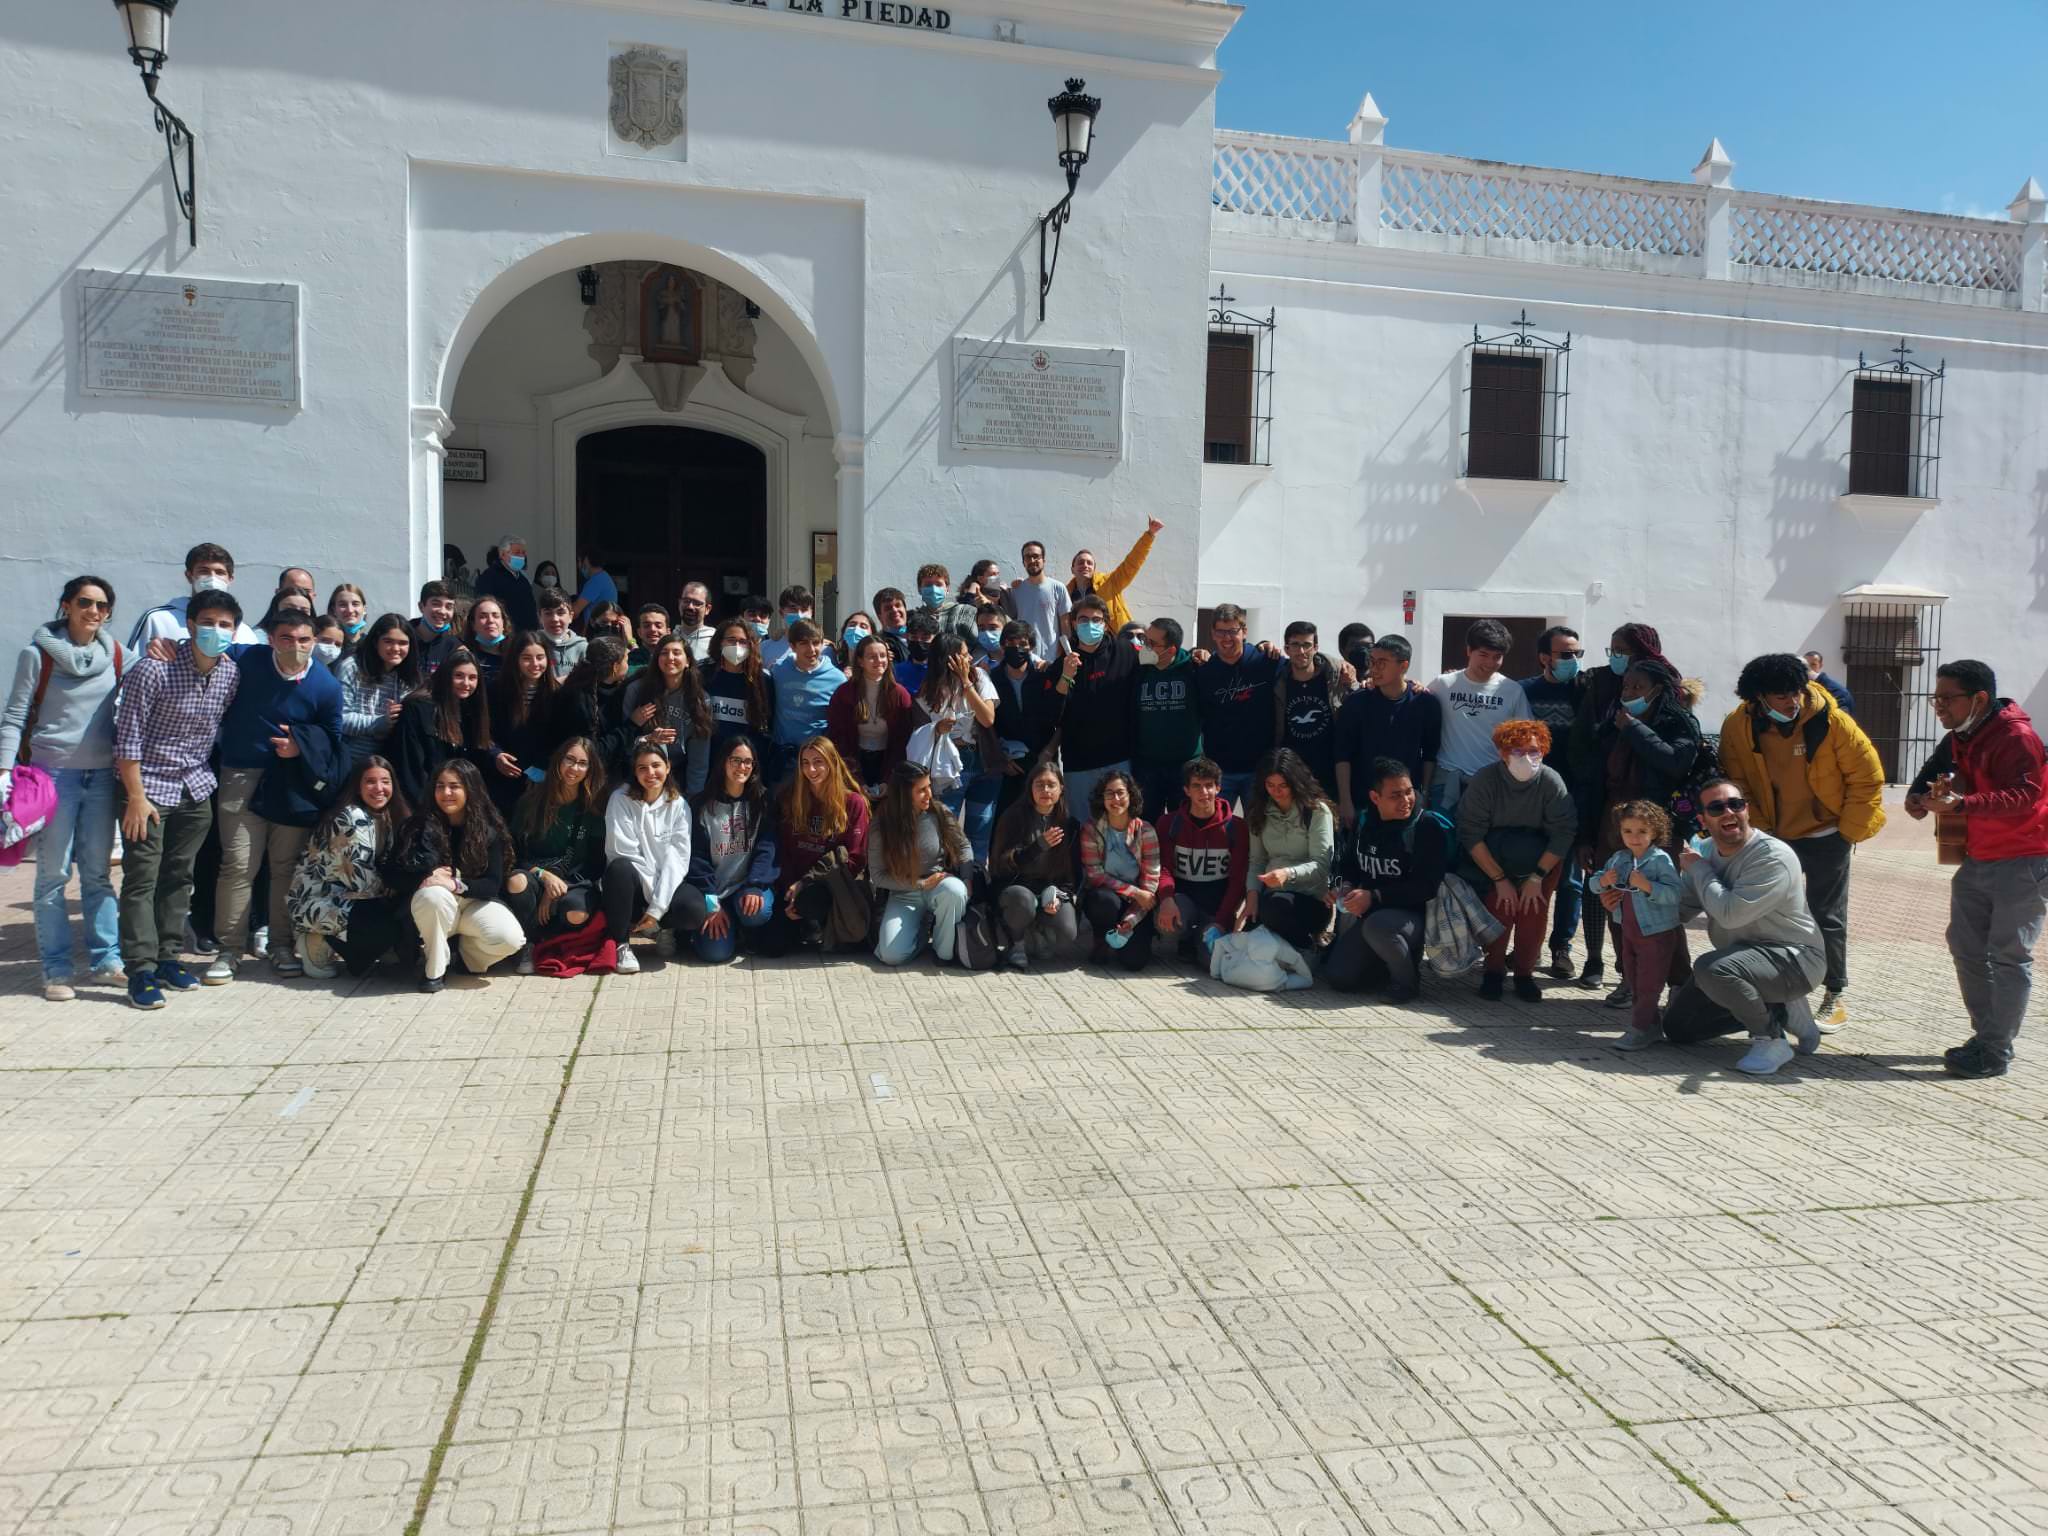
[771,653,848,749]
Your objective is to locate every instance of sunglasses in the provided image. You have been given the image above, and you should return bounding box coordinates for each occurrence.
[69,597,112,611]
[1699,797,1747,816]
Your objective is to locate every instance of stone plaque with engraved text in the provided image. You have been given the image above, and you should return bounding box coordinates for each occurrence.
[79,270,300,407]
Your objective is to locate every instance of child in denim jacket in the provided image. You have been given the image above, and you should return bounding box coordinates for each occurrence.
[1597,800,1686,1047]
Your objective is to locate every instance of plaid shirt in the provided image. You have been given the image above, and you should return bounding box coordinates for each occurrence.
[113,644,241,806]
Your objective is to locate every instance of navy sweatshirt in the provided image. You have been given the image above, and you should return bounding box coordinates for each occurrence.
[1195,650,1282,773]
[218,646,345,774]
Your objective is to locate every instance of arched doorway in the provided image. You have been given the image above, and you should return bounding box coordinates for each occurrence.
[577,425,767,617]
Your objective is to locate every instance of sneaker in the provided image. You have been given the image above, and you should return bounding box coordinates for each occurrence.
[1945,1039,2010,1079]
[155,959,202,992]
[419,974,445,995]
[42,981,75,1002]
[89,965,127,986]
[1735,1036,1797,1076]
[1546,944,1574,980]
[1575,962,1604,991]
[203,954,240,986]
[270,948,304,978]
[614,946,641,976]
[1816,989,1846,1033]
[1781,996,1821,1056]
[1386,981,1421,1004]
[514,946,535,977]
[127,971,167,1010]
[1478,972,1504,1001]
[1512,975,1543,1003]
[653,929,676,959]
[1006,946,1029,970]
[1616,1027,1662,1052]
[184,922,220,956]
[1603,981,1634,1010]
[298,932,339,980]
[250,925,270,958]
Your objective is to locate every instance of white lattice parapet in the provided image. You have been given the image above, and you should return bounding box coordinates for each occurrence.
[1729,193,2023,294]
[1379,149,1705,260]
[1213,131,1357,233]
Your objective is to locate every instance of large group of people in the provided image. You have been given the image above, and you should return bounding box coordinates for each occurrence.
[3,524,2041,1082]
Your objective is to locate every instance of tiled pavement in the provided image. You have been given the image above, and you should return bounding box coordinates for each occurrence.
[2,806,2045,1534]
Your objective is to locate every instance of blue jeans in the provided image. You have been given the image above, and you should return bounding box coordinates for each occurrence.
[876,877,969,965]
[1219,770,1256,814]
[941,766,1000,865]
[1064,761,1132,822]
[1549,865,1586,948]
[34,766,120,980]
[693,887,776,963]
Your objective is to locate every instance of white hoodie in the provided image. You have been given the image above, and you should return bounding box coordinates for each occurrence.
[605,786,693,920]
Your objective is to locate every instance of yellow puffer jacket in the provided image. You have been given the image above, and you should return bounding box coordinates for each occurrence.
[1717,682,1887,844]
[1067,528,1157,634]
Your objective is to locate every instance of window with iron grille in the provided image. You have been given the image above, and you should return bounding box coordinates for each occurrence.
[1204,291,1274,466]
[1848,340,1943,499]
[1841,597,1944,783]
[1463,311,1569,481]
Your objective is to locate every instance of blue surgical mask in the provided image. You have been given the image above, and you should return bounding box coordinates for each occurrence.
[919,585,947,608]
[1552,657,1580,682]
[886,622,907,637]
[428,619,451,634]
[843,627,869,650]
[508,555,526,573]
[1622,696,1650,717]
[748,620,769,639]
[1608,653,1630,676]
[1074,620,1106,646]
[977,630,1002,652]
[474,632,502,647]
[193,625,234,658]
[342,618,367,636]
[1766,706,1796,725]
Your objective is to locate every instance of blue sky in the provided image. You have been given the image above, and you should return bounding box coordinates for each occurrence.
[1214,0,2048,219]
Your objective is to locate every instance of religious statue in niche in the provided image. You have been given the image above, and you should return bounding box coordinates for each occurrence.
[638,266,702,364]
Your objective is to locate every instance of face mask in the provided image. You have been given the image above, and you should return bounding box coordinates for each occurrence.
[191,573,230,595]
[193,625,234,658]
[428,620,451,634]
[1074,620,1106,647]
[508,555,526,573]
[843,627,869,650]
[1128,635,1145,652]
[783,612,809,627]
[1622,696,1649,717]
[314,641,342,665]
[748,620,769,639]
[977,631,1002,652]
[537,573,559,589]
[721,643,748,666]
[1552,657,1580,682]
[907,640,931,663]
[1765,706,1796,725]
[342,618,367,636]
[474,632,502,648]
[886,622,907,637]
[919,585,947,608]
[1505,753,1542,783]
[1003,646,1032,670]
[1608,654,1630,676]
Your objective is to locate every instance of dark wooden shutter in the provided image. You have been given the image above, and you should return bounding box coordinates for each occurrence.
[1466,351,1544,479]
[1204,333,1255,464]
[1849,378,1913,496]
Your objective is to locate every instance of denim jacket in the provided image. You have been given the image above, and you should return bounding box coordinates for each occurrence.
[1598,846,1683,936]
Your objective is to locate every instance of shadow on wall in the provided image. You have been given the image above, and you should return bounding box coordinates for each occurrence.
[1765,373,1917,607]
[2034,467,2048,612]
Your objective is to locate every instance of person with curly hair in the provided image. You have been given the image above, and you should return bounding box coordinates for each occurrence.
[1457,718,1578,1001]
[1079,768,1163,970]
[1594,799,1686,1048]
[393,758,525,992]
[1242,748,1337,953]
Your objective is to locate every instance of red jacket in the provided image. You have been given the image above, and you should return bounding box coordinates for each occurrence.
[1953,701,2048,861]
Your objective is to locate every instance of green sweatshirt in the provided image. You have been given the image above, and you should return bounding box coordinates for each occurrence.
[1135,650,1204,766]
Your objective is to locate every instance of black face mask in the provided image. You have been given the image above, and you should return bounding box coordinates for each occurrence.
[907,640,931,664]
[1003,646,1033,671]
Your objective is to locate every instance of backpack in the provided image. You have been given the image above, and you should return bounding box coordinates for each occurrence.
[1663,729,1719,843]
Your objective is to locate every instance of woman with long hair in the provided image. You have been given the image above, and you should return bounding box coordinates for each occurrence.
[869,761,971,966]
[462,595,510,678]
[551,635,635,781]
[704,618,777,764]
[624,633,713,797]
[336,614,419,769]
[1242,747,1338,953]
[287,754,412,978]
[1,574,134,1000]
[506,737,608,960]
[326,583,369,652]
[485,630,560,816]
[676,734,782,963]
[989,759,1079,969]
[827,634,914,795]
[914,634,999,860]
[582,599,631,647]
[393,758,525,992]
[1078,768,1162,971]
[776,735,871,950]
[836,608,878,667]
[391,647,494,807]
[602,739,694,976]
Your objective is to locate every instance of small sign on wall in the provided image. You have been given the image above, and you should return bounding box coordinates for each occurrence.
[444,448,486,483]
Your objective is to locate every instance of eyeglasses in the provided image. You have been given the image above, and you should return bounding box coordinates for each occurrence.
[70,597,112,611]
[1931,692,1972,705]
[1699,797,1746,816]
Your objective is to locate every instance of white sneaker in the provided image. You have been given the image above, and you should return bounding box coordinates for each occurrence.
[614,946,640,976]
[250,925,270,958]
[203,954,239,986]
[1783,996,1821,1056]
[298,932,340,980]
[1816,989,1846,1033]
[42,982,75,1002]
[1616,1028,1662,1052]
[1736,1037,1797,1076]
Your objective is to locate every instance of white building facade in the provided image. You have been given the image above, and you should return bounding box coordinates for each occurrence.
[3,1,2045,778]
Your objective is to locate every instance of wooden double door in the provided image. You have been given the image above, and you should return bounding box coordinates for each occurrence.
[575,425,767,619]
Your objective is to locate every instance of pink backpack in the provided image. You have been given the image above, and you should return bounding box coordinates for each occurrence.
[0,763,57,865]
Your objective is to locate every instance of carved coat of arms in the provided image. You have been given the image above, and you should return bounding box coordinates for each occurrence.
[609,47,685,149]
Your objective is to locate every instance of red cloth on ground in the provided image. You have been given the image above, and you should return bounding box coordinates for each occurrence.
[533,912,618,977]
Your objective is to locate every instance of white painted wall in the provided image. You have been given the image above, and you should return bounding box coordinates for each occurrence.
[1204,232,2048,721]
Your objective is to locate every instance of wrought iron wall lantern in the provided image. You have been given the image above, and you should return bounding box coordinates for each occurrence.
[577,266,600,306]
[1038,78,1101,321]
[113,0,197,249]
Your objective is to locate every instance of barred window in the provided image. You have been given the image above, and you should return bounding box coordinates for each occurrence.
[1204,293,1274,466]
[1463,311,1569,482]
[1848,342,1942,499]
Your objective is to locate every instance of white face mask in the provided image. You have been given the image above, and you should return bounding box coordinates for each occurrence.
[721,644,748,666]
[313,641,342,665]
[1505,753,1543,783]
[191,573,230,595]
